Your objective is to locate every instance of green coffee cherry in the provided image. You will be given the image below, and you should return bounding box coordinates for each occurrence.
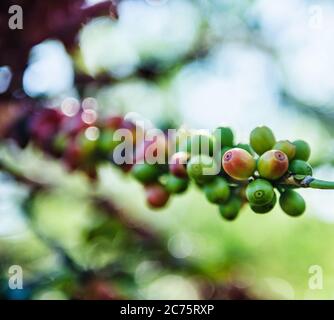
[250,126,276,155]
[164,175,189,194]
[257,150,289,180]
[187,155,218,184]
[273,140,296,160]
[219,197,242,221]
[293,140,311,161]
[53,133,68,154]
[131,163,161,184]
[182,133,216,156]
[213,127,234,147]
[222,148,256,181]
[250,193,277,214]
[98,129,121,155]
[76,133,97,158]
[204,177,230,204]
[279,190,306,217]
[246,179,275,206]
[289,160,313,176]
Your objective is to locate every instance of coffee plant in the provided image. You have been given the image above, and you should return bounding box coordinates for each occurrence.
[1,0,334,301]
[2,108,334,221]
[1,0,334,223]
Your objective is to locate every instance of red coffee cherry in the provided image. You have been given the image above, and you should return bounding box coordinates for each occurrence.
[104,116,124,130]
[145,184,170,209]
[222,148,256,181]
[257,150,289,180]
[29,109,64,148]
[62,139,84,170]
[169,151,190,178]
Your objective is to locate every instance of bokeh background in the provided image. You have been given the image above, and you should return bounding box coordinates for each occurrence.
[1,0,334,299]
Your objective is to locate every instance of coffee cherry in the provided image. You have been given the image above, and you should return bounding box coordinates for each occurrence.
[169,151,190,178]
[257,150,289,180]
[204,177,230,204]
[145,184,170,209]
[76,133,97,159]
[219,197,242,221]
[213,127,234,147]
[61,113,89,137]
[164,175,189,194]
[289,160,313,176]
[293,140,311,161]
[250,193,277,214]
[97,129,120,156]
[79,279,119,300]
[29,109,63,148]
[84,165,98,182]
[273,140,296,160]
[63,140,83,170]
[105,116,124,130]
[222,148,256,181]
[53,133,69,155]
[182,133,216,156]
[120,163,134,173]
[236,143,254,155]
[279,190,306,217]
[187,155,218,184]
[246,179,275,206]
[250,126,276,155]
[131,163,161,184]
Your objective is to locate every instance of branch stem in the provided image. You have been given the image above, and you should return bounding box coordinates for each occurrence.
[279,174,334,190]
[308,179,334,189]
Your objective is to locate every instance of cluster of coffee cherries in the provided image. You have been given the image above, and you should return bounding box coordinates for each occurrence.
[130,126,312,220]
[222,126,311,219]
[3,106,312,220]
[2,107,138,179]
